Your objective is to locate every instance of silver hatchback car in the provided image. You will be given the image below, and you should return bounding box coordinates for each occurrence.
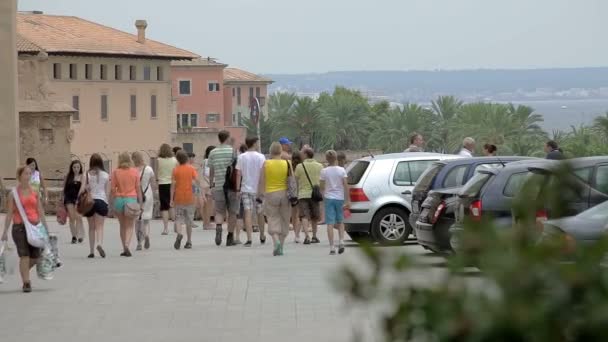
[345,152,461,245]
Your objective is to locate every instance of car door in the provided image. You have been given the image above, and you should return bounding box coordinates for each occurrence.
[590,164,608,206]
[391,159,437,206]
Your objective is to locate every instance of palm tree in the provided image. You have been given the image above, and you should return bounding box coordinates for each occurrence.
[592,112,608,143]
[318,87,371,150]
[267,92,296,118]
[271,97,322,149]
[429,96,462,152]
[369,104,434,153]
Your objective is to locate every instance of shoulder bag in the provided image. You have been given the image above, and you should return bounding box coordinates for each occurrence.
[77,172,95,215]
[122,170,141,218]
[302,162,323,202]
[286,161,299,206]
[140,167,150,203]
[12,188,47,248]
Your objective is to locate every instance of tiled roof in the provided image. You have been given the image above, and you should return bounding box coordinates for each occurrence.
[172,57,227,67]
[224,68,273,84]
[17,13,198,59]
[17,33,42,53]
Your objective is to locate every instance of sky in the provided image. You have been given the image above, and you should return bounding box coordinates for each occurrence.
[18,0,607,74]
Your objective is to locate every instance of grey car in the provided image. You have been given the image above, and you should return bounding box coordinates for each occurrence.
[344,152,461,245]
[541,200,608,248]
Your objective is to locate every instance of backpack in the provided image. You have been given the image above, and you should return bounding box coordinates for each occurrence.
[223,157,240,193]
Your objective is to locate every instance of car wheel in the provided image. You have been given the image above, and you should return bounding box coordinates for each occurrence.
[371,207,411,245]
[347,232,372,244]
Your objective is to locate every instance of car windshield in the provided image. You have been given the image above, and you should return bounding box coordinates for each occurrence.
[346,160,370,185]
[413,163,444,192]
[460,172,492,198]
[577,201,608,220]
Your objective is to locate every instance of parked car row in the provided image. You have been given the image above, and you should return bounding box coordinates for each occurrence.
[344,152,608,252]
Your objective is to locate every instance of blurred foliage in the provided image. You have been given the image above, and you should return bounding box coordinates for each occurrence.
[334,163,608,341]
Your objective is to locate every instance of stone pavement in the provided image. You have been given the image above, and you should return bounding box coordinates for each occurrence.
[0,217,444,342]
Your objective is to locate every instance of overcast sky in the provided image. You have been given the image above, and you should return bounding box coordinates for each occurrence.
[19,0,607,74]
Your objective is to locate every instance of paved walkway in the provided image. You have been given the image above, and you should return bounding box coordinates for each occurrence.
[1,217,403,342]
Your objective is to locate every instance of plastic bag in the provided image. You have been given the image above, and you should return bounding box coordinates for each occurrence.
[36,247,55,280]
[49,234,62,268]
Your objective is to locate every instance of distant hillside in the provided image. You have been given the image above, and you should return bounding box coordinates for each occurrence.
[267,68,608,100]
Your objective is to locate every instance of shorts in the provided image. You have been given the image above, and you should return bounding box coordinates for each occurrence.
[12,224,42,258]
[113,197,137,214]
[85,199,109,218]
[298,198,321,221]
[175,204,195,227]
[324,199,345,225]
[159,184,171,211]
[64,196,78,206]
[241,192,262,216]
[212,189,240,217]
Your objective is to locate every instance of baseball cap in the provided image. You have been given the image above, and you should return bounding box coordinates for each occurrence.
[278,137,292,145]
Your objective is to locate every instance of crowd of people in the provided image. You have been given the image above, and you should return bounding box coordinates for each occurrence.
[0,131,351,292]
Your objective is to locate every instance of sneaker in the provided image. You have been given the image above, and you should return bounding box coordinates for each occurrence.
[294,237,301,244]
[87,253,94,258]
[96,245,106,258]
[338,243,345,254]
[184,242,192,249]
[192,224,199,228]
[273,242,281,256]
[71,237,77,244]
[161,231,169,236]
[279,243,284,256]
[311,237,321,244]
[136,244,143,251]
[144,236,150,250]
[330,249,336,255]
[244,241,252,247]
[303,237,311,245]
[22,282,32,293]
[174,234,183,250]
[78,238,84,244]
[226,233,235,247]
[215,227,223,246]
[124,249,132,257]
[260,236,266,244]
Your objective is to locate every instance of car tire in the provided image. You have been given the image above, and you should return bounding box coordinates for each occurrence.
[370,207,412,245]
[347,232,372,244]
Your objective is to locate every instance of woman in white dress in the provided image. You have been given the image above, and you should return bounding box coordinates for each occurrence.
[132,152,157,251]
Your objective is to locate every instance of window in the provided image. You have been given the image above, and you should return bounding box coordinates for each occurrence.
[503,172,531,197]
[238,112,242,126]
[156,66,163,81]
[237,87,241,105]
[100,65,108,80]
[182,143,194,154]
[232,88,236,97]
[69,63,78,80]
[461,173,492,197]
[232,113,237,125]
[249,87,254,103]
[208,82,220,92]
[574,167,593,184]
[53,63,62,79]
[595,165,608,194]
[474,163,505,174]
[179,80,191,95]
[393,160,436,186]
[101,95,108,120]
[115,65,122,80]
[130,65,137,80]
[347,161,370,185]
[143,66,151,81]
[413,163,444,193]
[180,114,189,128]
[72,96,80,121]
[85,64,93,80]
[130,95,137,119]
[151,95,157,118]
[443,165,468,188]
[256,87,260,97]
[206,113,220,123]
[190,114,198,127]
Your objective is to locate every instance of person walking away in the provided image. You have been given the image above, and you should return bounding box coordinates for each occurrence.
[63,160,85,244]
[171,151,203,250]
[320,150,351,255]
[291,152,303,242]
[404,133,425,152]
[295,147,323,244]
[188,152,202,229]
[2,165,48,292]
[236,137,267,246]
[81,154,110,258]
[258,142,292,256]
[458,137,476,157]
[25,157,49,206]
[545,140,565,160]
[483,144,497,156]
[110,152,143,257]
[201,146,216,229]
[279,137,293,161]
[133,152,156,251]
[337,151,347,168]
[157,144,178,235]
[208,130,240,246]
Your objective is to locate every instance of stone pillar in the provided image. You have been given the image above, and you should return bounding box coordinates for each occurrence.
[0,0,19,178]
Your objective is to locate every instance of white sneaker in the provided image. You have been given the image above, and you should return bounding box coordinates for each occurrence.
[294,236,300,244]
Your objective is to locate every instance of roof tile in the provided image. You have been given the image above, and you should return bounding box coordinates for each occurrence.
[224,68,273,84]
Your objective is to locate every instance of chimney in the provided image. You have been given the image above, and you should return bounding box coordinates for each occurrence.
[135,20,148,44]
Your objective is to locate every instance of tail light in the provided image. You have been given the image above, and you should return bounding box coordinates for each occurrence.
[535,209,548,232]
[469,200,482,221]
[431,201,446,224]
[349,188,370,202]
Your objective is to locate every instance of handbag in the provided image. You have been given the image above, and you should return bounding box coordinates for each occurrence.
[77,172,95,215]
[125,202,142,219]
[286,161,299,206]
[302,162,323,202]
[11,187,47,248]
[56,204,67,225]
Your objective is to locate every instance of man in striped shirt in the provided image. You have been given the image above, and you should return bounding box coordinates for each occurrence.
[208,130,239,246]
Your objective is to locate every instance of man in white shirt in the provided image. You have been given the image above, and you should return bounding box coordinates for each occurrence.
[235,137,267,246]
[458,137,476,158]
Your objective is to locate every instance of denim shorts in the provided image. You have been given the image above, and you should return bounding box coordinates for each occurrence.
[324,199,345,225]
[113,197,137,214]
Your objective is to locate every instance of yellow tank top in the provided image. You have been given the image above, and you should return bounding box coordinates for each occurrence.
[265,159,289,193]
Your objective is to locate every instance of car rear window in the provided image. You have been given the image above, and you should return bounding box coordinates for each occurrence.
[503,171,531,197]
[461,172,492,198]
[413,163,444,192]
[346,161,370,185]
[443,165,468,188]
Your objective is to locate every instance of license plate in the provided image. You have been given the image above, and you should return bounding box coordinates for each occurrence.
[455,204,464,222]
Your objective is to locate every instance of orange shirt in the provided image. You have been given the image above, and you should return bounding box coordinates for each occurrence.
[111,168,140,198]
[13,187,40,224]
[173,164,198,205]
